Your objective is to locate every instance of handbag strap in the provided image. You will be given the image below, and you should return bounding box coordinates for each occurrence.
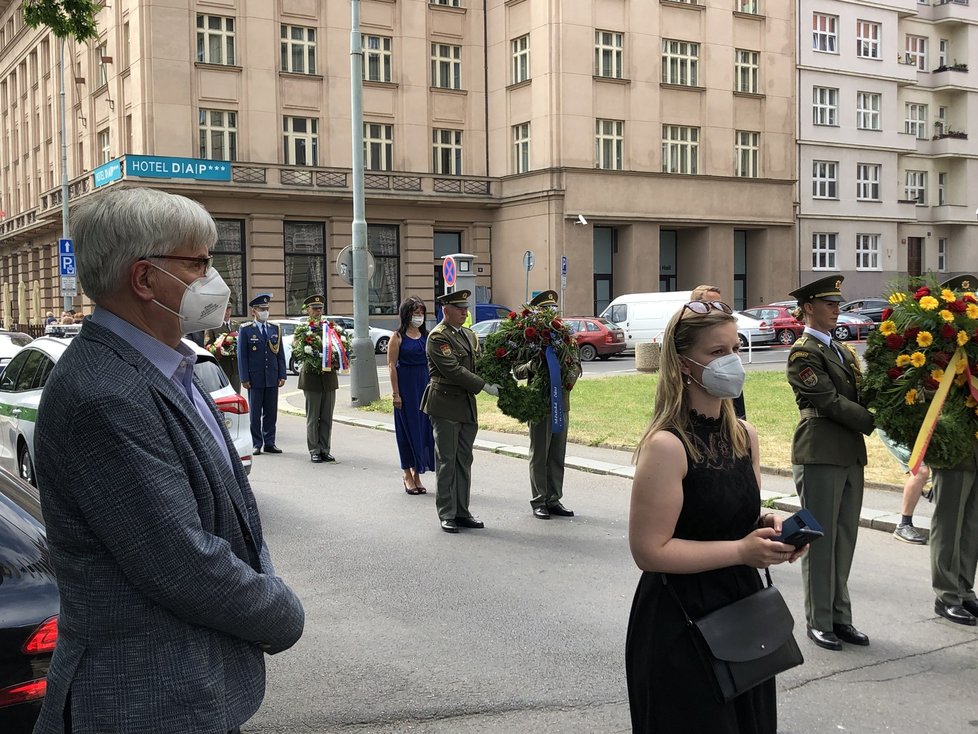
[661,567,773,627]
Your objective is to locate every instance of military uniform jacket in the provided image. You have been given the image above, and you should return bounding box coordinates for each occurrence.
[513,356,581,413]
[205,321,239,372]
[786,333,874,466]
[296,320,340,392]
[236,321,287,389]
[421,322,485,423]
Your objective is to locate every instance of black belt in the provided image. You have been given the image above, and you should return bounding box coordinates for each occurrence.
[800,408,822,419]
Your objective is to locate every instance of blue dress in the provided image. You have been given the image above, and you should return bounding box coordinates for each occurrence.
[394,333,435,473]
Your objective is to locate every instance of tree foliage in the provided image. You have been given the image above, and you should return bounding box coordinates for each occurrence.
[21,0,100,42]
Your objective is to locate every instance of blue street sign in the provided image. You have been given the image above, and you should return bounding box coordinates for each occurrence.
[93,159,123,188]
[60,254,76,276]
[125,155,231,182]
[561,255,567,276]
[58,238,73,255]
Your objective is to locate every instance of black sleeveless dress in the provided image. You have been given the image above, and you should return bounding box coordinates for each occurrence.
[625,411,777,734]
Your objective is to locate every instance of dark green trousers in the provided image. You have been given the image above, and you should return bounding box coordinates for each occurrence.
[793,462,864,630]
[528,418,568,508]
[930,467,978,606]
[304,389,335,456]
[431,416,477,521]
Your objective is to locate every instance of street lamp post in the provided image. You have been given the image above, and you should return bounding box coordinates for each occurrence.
[59,37,71,313]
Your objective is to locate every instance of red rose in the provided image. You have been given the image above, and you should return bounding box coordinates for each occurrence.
[524,326,538,339]
[881,308,893,321]
[521,309,530,317]
[941,324,957,340]
[508,311,517,319]
[914,286,931,300]
[305,335,313,343]
[887,367,904,380]
[965,294,978,304]
[925,377,940,390]
[494,347,506,358]
[951,299,968,313]
[565,382,574,391]
[552,318,563,328]
[885,334,905,350]
[933,352,951,368]
[905,326,921,342]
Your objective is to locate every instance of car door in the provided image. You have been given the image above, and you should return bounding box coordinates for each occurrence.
[0,351,29,471]
[0,349,48,477]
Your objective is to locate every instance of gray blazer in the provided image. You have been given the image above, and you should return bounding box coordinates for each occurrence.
[33,319,304,733]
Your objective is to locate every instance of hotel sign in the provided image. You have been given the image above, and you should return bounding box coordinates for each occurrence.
[125,155,231,182]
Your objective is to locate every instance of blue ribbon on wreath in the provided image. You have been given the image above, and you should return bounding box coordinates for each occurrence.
[545,345,565,434]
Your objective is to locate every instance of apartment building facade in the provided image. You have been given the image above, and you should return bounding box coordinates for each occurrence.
[0,0,797,325]
[798,0,978,298]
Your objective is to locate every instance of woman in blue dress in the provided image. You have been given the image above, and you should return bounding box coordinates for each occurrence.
[387,296,436,494]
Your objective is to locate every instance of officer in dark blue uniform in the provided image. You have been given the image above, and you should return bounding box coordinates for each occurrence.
[237,294,287,454]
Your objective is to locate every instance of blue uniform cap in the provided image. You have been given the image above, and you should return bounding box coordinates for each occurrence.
[249,293,272,308]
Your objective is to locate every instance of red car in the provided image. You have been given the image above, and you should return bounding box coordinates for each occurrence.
[564,317,626,361]
[741,307,804,346]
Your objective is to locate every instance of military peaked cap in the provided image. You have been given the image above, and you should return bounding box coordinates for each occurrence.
[529,290,559,307]
[788,275,845,303]
[436,289,471,306]
[939,274,978,292]
[248,293,272,308]
[303,294,325,308]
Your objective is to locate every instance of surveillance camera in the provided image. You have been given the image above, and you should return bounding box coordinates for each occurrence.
[576,214,588,225]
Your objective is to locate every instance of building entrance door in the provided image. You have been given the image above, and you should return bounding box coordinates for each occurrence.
[908,237,923,277]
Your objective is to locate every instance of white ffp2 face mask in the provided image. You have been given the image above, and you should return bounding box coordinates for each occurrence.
[684,353,746,399]
[255,310,270,323]
[150,265,231,334]
[411,315,425,327]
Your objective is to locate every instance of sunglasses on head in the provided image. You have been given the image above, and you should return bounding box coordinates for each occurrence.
[681,300,733,316]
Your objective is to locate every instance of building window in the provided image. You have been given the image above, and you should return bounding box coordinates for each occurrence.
[596,119,623,171]
[662,40,699,86]
[431,0,461,5]
[939,38,949,67]
[812,86,838,126]
[281,25,316,74]
[856,163,881,201]
[812,13,838,53]
[283,116,318,166]
[905,170,927,204]
[284,222,326,317]
[363,122,393,171]
[735,130,759,178]
[906,35,927,70]
[739,0,758,14]
[938,238,948,272]
[367,224,400,315]
[734,49,759,93]
[662,125,699,175]
[595,30,623,79]
[513,122,530,174]
[431,43,461,89]
[363,35,393,82]
[125,114,133,153]
[97,127,110,164]
[812,233,837,270]
[855,234,880,270]
[812,160,838,199]
[213,219,246,316]
[432,128,462,174]
[905,103,928,139]
[511,34,529,84]
[196,15,235,66]
[199,109,237,161]
[856,91,881,130]
[94,41,108,87]
[938,171,947,205]
[122,22,130,69]
[856,21,881,59]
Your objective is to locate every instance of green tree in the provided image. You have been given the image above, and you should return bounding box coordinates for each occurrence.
[21,0,99,42]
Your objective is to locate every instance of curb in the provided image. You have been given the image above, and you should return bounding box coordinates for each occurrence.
[283,403,925,540]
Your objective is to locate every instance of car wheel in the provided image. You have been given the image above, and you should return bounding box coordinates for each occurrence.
[579,344,598,362]
[289,355,298,375]
[738,333,748,348]
[833,325,852,341]
[777,329,796,346]
[376,336,390,354]
[19,443,36,487]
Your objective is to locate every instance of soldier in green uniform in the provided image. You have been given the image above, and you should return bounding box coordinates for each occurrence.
[514,290,580,519]
[297,294,338,464]
[930,274,978,625]
[204,304,241,393]
[422,290,501,534]
[785,274,875,651]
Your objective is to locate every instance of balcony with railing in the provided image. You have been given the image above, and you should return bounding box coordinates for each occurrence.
[926,0,977,24]
[895,54,922,85]
[917,129,971,155]
[925,62,973,89]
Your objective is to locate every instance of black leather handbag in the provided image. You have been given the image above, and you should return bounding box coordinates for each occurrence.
[664,568,804,704]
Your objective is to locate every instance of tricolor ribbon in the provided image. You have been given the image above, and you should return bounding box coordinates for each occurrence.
[322,323,350,374]
[544,345,565,434]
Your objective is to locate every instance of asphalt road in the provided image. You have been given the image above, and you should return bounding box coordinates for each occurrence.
[243,412,978,734]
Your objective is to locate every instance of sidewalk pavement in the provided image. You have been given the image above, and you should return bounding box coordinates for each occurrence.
[280,388,934,540]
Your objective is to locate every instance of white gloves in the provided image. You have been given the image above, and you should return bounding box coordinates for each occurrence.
[482,383,501,397]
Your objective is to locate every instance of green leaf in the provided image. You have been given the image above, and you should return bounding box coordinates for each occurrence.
[21,0,100,42]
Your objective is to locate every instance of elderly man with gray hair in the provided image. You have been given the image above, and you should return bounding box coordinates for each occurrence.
[32,186,304,734]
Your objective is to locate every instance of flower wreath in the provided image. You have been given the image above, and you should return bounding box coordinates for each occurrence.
[476,306,580,423]
[207,331,237,359]
[862,278,978,469]
[291,319,353,373]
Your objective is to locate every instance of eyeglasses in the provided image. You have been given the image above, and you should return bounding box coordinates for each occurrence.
[681,300,733,317]
[142,254,214,271]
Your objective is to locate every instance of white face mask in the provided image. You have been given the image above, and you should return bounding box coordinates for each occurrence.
[151,265,231,334]
[255,310,270,323]
[411,315,425,328]
[684,353,746,399]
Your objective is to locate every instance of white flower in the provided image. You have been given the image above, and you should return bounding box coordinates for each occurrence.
[303,345,313,354]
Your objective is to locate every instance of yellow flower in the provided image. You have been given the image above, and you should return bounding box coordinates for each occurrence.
[919,296,939,311]
[905,388,918,405]
[942,289,956,303]
[956,374,967,386]
[957,357,968,375]
[967,395,977,409]
[941,309,955,322]
[896,354,912,367]
[889,292,907,305]
[879,320,897,336]
[968,304,978,320]
[959,330,970,347]
[916,331,933,347]
[931,368,945,382]
[910,352,926,368]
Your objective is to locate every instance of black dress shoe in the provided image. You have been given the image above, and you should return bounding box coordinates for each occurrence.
[833,624,870,646]
[253,447,262,455]
[962,599,978,618]
[310,453,322,463]
[807,627,842,651]
[321,453,336,462]
[935,599,977,626]
[455,516,485,529]
[264,445,283,454]
[440,519,459,534]
[547,502,574,517]
[533,507,551,520]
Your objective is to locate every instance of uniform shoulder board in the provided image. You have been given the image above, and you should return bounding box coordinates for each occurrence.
[796,335,809,347]
[430,323,447,335]
[240,321,253,328]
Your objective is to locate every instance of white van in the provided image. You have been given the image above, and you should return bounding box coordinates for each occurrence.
[600,292,693,349]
